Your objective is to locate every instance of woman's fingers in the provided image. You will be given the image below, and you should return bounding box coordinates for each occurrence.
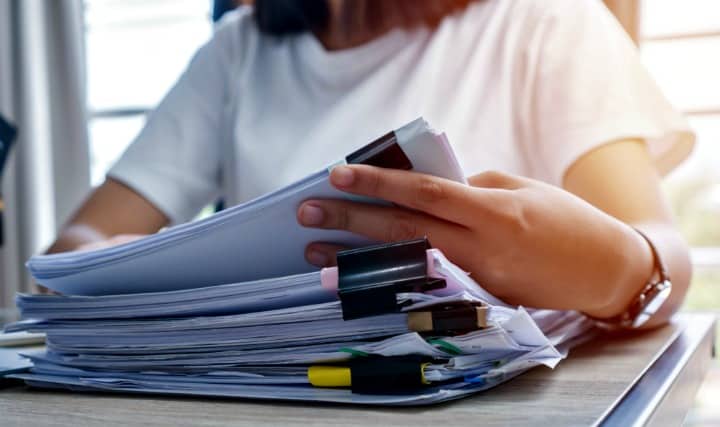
[299,167,532,270]
[328,165,489,225]
[298,199,466,247]
[304,242,348,267]
[35,284,60,295]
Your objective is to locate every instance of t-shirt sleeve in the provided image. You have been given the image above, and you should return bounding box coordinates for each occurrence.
[520,0,695,186]
[107,12,246,224]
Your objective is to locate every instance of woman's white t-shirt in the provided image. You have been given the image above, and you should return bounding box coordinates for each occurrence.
[109,0,694,224]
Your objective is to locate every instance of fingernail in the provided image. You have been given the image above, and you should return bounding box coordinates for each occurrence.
[307,250,329,267]
[331,166,354,187]
[299,203,325,226]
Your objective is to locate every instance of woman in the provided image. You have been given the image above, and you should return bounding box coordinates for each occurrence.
[48,0,694,328]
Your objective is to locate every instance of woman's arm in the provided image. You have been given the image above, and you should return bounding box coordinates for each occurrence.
[46,178,168,254]
[297,139,690,328]
[563,139,691,328]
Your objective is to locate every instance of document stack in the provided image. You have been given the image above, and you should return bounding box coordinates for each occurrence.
[5,119,593,405]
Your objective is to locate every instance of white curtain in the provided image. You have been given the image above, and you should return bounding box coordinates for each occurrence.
[0,0,90,312]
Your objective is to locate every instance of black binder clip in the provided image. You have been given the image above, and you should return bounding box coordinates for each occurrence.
[349,356,430,394]
[337,238,446,320]
[346,130,413,170]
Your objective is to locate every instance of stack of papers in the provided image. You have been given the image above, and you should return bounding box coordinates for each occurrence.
[5,118,595,405]
[7,248,593,404]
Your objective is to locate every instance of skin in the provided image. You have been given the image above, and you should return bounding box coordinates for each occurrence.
[45,4,691,328]
[45,179,167,254]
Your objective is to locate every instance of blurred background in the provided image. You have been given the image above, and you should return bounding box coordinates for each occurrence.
[0,0,718,423]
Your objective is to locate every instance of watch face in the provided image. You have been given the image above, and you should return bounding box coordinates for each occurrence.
[632,280,672,328]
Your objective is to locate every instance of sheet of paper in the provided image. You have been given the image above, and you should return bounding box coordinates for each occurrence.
[0,347,41,377]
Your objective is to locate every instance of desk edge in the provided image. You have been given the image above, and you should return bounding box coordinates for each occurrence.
[596,313,716,426]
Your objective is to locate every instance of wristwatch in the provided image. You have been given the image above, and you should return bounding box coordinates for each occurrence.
[590,229,672,330]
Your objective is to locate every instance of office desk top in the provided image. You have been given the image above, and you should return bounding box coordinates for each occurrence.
[0,313,715,427]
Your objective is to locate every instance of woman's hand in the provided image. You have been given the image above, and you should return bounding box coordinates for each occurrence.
[74,234,147,252]
[297,164,654,318]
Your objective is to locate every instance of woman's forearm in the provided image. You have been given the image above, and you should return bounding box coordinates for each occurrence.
[45,178,169,255]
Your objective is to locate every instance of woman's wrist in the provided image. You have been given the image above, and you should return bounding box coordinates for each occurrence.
[583,224,655,319]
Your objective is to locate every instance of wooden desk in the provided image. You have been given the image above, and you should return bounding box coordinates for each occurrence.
[0,313,715,427]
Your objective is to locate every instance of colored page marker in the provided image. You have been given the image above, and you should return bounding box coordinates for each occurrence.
[308,366,351,387]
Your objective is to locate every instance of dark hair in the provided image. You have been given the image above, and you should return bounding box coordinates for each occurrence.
[254,0,476,36]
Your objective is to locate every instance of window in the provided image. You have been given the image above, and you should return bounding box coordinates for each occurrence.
[84,0,213,185]
[638,0,720,314]
[638,2,720,423]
